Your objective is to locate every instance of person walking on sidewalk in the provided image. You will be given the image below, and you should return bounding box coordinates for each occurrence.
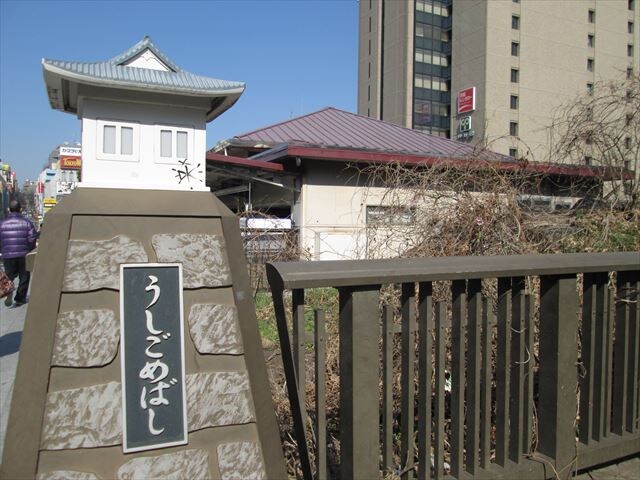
[0,200,38,307]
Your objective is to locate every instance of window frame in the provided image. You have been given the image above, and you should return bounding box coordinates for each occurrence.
[588,34,595,48]
[511,41,520,57]
[587,58,594,71]
[153,124,195,165]
[96,119,140,163]
[511,68,519,83]
[510,95,519,110]
[588,9,595,23]
[512,15,520,30]
[509,121,519,137]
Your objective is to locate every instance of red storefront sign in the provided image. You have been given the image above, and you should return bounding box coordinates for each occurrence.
[457,87,476,114]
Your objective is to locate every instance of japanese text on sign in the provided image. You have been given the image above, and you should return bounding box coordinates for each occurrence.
[120,264,187,453]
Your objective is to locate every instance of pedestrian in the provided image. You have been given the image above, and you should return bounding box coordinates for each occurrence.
[0,200,38,307]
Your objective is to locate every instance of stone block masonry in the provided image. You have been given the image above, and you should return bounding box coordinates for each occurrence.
[0,188,285,479]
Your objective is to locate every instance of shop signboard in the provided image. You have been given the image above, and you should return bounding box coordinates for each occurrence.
[120,264,187,453]
[56,182,76,195]
[60,156,82,170]
[59,146,81,157]
[457,87,476,115]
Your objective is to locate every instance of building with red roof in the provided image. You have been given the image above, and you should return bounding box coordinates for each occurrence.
[207,107,627,260]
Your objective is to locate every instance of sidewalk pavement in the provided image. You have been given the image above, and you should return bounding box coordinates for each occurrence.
[0,296,27,460]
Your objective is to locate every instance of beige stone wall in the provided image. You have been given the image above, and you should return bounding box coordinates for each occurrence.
[32,216,268,479]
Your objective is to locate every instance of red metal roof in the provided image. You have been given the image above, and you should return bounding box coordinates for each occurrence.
[253,145,630,180]
[232,107,498,160]
[206,152,284,172]
[224,107,632,181]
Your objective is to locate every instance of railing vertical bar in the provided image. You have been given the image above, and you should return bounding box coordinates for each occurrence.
[480,297,493,469]
[613,271,631,435]
[465,279,482,475]
[509,276,526,462]
[580,273,597,445]
[383,304,394,474]
[269,285,313,480]
[590,273,608,441]
[338,286,381,480]
[523,293,534,455]
[604,283,614,437]
[293,289,306,413]
[495,277,512,467]
[314,309,327,480]
[451,279,467,477]
[418,282,433,480]
[621,271,639,433]
[434,301,446,480]
[401,283,417,480]
[632,272,640,433]
[538,274,578,475]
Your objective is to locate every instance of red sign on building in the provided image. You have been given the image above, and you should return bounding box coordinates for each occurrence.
[457,87,476,115]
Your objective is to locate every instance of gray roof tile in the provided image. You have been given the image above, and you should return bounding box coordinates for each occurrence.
[43,36,244,96]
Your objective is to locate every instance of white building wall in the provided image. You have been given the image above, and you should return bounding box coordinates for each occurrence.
[299,168,409,260]
[80,98,208,191]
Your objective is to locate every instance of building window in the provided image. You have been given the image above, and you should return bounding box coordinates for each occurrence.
[584,156,593,166]
[415,49,449,66]
[629,22,634,34]
[509,148,518,158]
[369,16,371,33]
[97,120,139,162]
[630,0,635,10]
[416,0,449,17]
[511,42,520,56]
[587,58,594,71]
[511,68,519,83]
[512,15,520,30]
[628,68,634,78]
[588,34,595,48]
[510,95,519,109]
[154,125,192,164]
[512,0,520,3]
[587,82,594,93]
[510,121,519,136]
[588,9,595,23]
[628,44,634,57]
[415,74,449,91]
[625,137,632,149]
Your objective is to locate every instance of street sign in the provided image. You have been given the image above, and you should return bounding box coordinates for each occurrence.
[120,263,187,453]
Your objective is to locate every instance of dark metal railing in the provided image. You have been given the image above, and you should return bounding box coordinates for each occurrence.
[266,252,640,480]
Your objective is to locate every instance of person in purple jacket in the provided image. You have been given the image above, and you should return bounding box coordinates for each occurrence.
[1,200,38,307]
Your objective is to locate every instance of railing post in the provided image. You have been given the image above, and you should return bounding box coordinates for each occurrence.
[538,274,578,479]
[339,285,381,480]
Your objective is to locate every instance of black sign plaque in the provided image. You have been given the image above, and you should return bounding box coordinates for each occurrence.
[120,263,187,453]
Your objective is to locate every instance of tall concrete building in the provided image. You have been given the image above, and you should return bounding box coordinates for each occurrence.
[358,0,639,162]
